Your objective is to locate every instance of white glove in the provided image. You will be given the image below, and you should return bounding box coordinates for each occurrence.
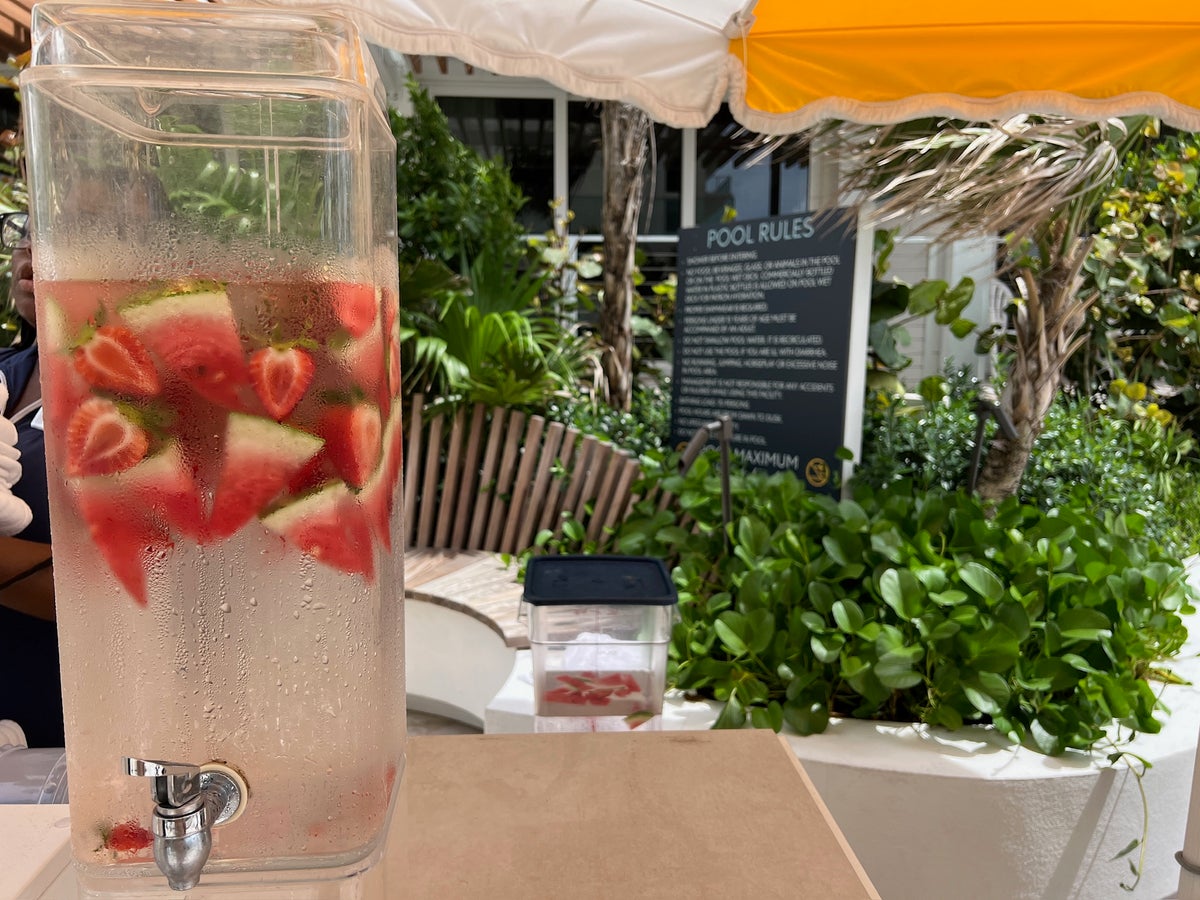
[0,378,33,537]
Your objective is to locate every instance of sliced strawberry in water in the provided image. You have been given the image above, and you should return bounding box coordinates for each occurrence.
[320,401,382,490]
[73,324,161,398]
[207,414,325,541]
[323,282,377,338]
[262,483,375,581]
[121,286,250,410]
[104,820,154,853]
[248,345,315,421]
[75,480,171,606]
[65,398,150,477]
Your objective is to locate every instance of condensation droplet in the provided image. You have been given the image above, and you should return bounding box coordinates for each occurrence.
[248,597,258,607]
[219,602,231,614]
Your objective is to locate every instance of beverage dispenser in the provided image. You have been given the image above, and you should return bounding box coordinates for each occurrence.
[21,1,404,892]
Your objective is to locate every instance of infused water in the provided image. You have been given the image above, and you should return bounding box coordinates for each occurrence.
[39,273,405,876]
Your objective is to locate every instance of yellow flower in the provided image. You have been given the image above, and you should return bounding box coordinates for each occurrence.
[1110,378,1128,394]
[1124,381,1148,401]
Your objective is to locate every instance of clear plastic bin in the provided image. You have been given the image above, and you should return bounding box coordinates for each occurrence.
[522,556,678,732]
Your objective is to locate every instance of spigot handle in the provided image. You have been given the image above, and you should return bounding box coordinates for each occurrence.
[124,757,202,808]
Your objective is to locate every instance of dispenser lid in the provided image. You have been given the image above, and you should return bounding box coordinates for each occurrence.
[523,555,677,606]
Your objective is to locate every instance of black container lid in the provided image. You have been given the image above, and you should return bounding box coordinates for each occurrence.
[523,555,677,606]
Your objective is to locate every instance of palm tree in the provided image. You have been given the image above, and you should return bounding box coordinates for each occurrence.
[805,116,1147,500]
[598,101,651,411]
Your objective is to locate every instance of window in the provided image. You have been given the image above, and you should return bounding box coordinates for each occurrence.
[566,101,683,237]
[694,106,808,226]
[436,96,555,233]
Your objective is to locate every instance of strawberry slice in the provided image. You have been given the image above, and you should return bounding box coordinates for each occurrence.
[66,398,150,477]
[323,282,377,338]
[207,414,325,540]
[249,345,315,421]
[105,820,154,853]
[121,285,250,410]
[262,482,375,581]
[73,324,161,398]
[319,401,382,489]
[75,479,171,606]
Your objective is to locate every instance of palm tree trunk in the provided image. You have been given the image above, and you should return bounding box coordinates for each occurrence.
[599,101,650,411]
[976,231,1093,501]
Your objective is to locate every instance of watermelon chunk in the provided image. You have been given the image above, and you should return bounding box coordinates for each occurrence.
[207,414,325,541]
[120,441,206,541]
[359,404,403,551]
[262,483,375,581]
[319,401,382,490]
[121,286,250,410]
[75,479,172,606]
[39,300,91,437]
[322,282,377,338]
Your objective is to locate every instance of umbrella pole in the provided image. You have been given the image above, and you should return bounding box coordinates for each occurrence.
[1179,727,1200,899]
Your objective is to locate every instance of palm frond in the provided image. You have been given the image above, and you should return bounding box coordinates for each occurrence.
[766,116,1147,254]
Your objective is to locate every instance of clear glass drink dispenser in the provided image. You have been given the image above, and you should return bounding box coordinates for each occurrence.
[21,1,404,892]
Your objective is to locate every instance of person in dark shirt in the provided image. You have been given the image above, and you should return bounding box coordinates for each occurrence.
[0,217,63,748]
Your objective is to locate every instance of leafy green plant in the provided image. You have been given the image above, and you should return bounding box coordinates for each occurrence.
[1078,127,1200,420]
[391,77,526,271]
[857,368,1200,556]
[613,458,1194,755]
[0,62,26,346]
[869,229,978,373]
[543,381,669,458]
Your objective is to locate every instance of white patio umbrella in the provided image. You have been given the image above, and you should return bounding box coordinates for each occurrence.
[259,1,1200,894]
[261,0,1200,133]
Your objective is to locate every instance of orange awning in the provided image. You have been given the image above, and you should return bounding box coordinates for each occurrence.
[733,0,1200,132]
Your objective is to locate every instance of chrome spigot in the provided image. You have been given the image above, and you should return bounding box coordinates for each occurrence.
[124,757,248,891]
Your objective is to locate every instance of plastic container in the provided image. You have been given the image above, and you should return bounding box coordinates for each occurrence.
[22,1,403,892]
[523,556,678,732]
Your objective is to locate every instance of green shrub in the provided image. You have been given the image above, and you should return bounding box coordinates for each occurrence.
[857,372,1200,556]
[544,382,670,457]
[613,457,1195,755]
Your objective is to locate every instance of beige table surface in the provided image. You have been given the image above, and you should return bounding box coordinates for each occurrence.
[5,729,879,899]
[388,729,879,899]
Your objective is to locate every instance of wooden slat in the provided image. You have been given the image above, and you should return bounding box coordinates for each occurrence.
[537,426,580,535]
[515,420,565,552]
[572,440,612,531]
[555,436,596,538]
[402,393,426,549]
[499,415,546,554]
[585,445,626,543]
[416,410,445,548]
[596,454,641,541]
[433,406,468,548]
[468,407,508,550]
[483,410,525,551]
[449,403,488,549]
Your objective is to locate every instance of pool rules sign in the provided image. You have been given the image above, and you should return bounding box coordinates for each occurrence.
[669,210,872,493]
